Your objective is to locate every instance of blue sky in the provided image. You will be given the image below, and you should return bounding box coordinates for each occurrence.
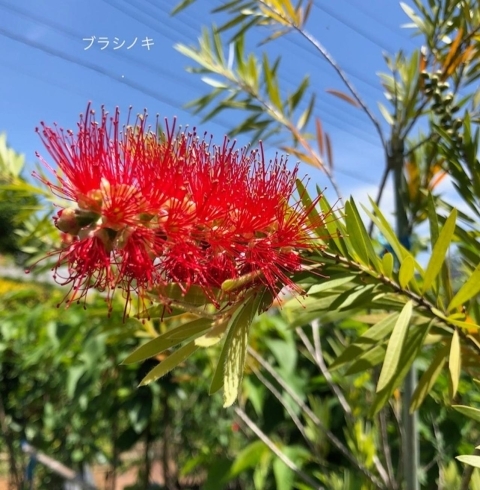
[0,0,421,211]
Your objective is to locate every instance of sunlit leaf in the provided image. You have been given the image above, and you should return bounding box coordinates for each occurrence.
[449,329,461,398]
[377,301,413,392]
[410,344,448,411]
[330,313,399,371]
[139,341,198,386]
[452,405,480,423]
[456,455,480,469]
[448,262,480,312]
[123,318,212,364]
[423,208,457,293]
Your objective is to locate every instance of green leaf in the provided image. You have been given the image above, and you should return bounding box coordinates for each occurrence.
[308,275,357,295]
[456,455,480,469]
[449,329,461,398]
[330,313,399,371]
[399,255,416,288]
[123,318,212,364]
[371,321,431,414]
[139,341,198,386]
[297,94,315,130]
[209,335,230,395]
[230,441,268,476]
[223,295,261,407]
[295,179,324,237]
[344,200,375,266]
[452,405,480,423]
[377,301,413,392]
[195,318,230,347]
[382,253,394,277]
[345,344,386,375]
[410,344,448,412]
[423,208,457,293]
[448,262,480,312]
[378,102,394,125]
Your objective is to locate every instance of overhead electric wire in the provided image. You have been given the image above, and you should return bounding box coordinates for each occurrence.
[341,0,417,45]
[99,0,383,144]
[0,2,383,186]
[313,3,398,53]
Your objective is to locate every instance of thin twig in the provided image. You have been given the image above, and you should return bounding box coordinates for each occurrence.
[248,347,385,489]
[367,160,391,237]
[256,0,386,150]
[296,323,352,418]
[249,362,315,453]
[233,406,324,489]
[378,408,398,490]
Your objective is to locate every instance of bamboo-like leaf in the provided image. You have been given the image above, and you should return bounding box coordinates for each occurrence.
[263,55,282,111]
[410,344,449,412]
[209,334,231,395]
[377,301,413,392]
[452,405,480,423]
[195,317,230,347]
[382,253,394,277]
[223,295,261,407]
[423,208,457,293]
[308,275,357,295]
[325,133,334,170]
[449,328,461,398]
[399,255,416,288]
[297,94,315,130]
[456,455,480,468]
[378,102,394,125]
[123,318,212,364]
[139,341,198,386]
[371,321,431,414]
[346,199,380,269]
[315,117,324,156]
[295,179,323,236]
[448,263,480,312]
[344,201,369,265]
[364,199,406,262]
[345,344,386,375]
[330,313,399,371]
[326,88,360,107]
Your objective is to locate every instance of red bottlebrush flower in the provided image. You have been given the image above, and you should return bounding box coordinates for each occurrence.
[35,104,327,315]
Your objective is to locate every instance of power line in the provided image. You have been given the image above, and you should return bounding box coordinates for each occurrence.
[312,3,397,53]
[0,4,384,186]
[341,0,416,45]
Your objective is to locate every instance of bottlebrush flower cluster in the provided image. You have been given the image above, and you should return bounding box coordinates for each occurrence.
[34,104,326,313]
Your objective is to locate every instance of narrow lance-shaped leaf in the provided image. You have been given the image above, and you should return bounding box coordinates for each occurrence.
[423,208,457,293]
[410,343,449,412]
[452,405,480,423]
[123,317,212,364]
[330,312,400,371]
[377,301,413,392]
[448,262,480,312]
[223,293,264,407]
[456,455,480,469]
[325,88,360,107]
[449,328,461,398]
[371,321,431,415]
[399,254,416,288]
[139,341,199,386]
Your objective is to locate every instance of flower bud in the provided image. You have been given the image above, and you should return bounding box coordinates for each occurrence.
[54,208,81,235]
